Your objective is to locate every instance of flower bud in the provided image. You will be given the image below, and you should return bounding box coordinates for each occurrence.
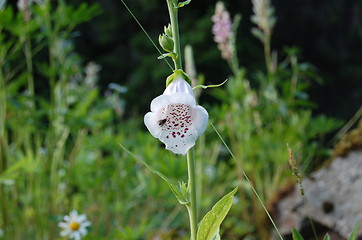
[164,24,172,37]
[159,34,174,52]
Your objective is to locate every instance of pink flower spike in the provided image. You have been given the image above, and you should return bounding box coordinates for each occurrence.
[144,77,208,155]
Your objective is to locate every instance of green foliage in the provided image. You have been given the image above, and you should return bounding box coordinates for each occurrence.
[0,0,352,239]
[197,187,237,240]
[348,223,359,240]
[292,229,304,240]
[207,1,343,238]
[323,233,331,240]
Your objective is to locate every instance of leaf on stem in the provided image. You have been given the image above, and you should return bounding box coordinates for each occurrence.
[196,187,238,240]
[158,52,177,60]
[177,0,191,8]
[210,228,221,240]
[193,79,228,90]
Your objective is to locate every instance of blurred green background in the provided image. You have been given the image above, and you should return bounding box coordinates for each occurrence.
[74,0,362,120]
[0,0,361,239]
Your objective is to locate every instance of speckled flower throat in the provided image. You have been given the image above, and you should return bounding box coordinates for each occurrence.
[159,103,195,146]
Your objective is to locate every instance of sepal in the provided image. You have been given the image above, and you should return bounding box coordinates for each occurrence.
[177,0,191,8]
[193,79,228,90]
[164,23,172,37]
[166,69,192,87]
[158,52,177,60]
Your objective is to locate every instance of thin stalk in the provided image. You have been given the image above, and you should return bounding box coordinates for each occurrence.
[119,0,173,71]
[186,149,198,240]
[24,35,35,109]
[166,0,182,69]
[0,66,7,231]
[264,33,272,75]
[0,136,8,233]
[211,122,284,240]
[0,66,6,137]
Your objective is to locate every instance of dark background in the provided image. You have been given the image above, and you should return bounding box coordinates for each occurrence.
[74,0,362,121]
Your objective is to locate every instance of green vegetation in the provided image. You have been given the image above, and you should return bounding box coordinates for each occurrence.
[0,0,353,239]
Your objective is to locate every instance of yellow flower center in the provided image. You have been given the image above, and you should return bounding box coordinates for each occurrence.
[69,222,80,231]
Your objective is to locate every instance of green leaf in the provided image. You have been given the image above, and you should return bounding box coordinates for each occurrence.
[197,187,238,240]
[119,144,189,205]
[177,0,191,8]
[157,52,177,60]
[210,228,221,240]
[193,79,228,90]
[323,233,330,240]
[292,229,304,240]
[348,223,359,240]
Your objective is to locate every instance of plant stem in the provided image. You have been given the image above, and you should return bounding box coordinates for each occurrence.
[165,1,196,238]
[166,0,182,70]
[0,66,5,138]
[186,148,198,240]
[24,35,35,110]
[263,32,273,76]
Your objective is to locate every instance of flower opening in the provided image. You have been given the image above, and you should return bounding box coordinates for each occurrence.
[144,77,208,155]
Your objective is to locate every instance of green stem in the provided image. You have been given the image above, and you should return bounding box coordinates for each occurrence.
[166,0,182,69]
[263,33,272,76]
[24,35,35,109]
[0,65,5,137]
[186,149,198,240]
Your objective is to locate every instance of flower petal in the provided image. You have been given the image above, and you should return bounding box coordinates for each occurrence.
[60,229,71,237]
[163,77,194,96]
[150,92,196,112]
[144,84,208,154]
[58,222,69,228]
[144,112,163,138]
[167,92,196,106]
[162,126,198,155]
[77,214,87,223]
[150,94,171,112]
[150,101,200,155]
[192,105,209,135]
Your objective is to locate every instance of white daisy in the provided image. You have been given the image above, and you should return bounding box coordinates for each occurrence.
[144,74,208,155]
[58,210,91,240]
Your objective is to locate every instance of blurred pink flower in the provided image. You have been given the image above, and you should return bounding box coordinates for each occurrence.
[212,2,232,60]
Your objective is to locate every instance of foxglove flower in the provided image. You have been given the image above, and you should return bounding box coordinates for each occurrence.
[144,76,208,155]
[58,210,91,240]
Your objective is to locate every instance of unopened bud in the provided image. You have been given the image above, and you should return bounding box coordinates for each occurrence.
[159,34,174,52]
[164,24,172,37]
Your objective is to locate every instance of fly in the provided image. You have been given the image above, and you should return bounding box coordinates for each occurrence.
[158,119,167,126]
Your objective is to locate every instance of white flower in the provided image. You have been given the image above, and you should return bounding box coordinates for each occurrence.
[58,210,91,240]
[144,77,208,155]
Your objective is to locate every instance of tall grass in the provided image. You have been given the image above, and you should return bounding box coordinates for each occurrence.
[0,0,344,239]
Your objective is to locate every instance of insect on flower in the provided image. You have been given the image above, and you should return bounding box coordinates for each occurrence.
[158,119,167,126]
[144,73,208,155]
